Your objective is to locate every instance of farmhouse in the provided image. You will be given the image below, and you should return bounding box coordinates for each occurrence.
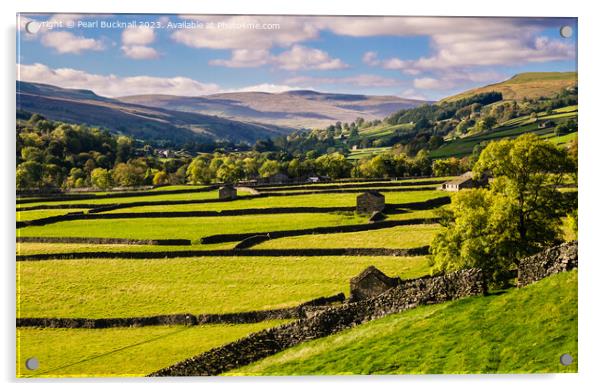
[440,171,487,192]
[218,184,237,200]
[356,191,385,214]
[349,266,401,301]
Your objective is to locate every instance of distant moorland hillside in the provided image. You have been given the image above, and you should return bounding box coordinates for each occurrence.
[16,81,291,145]
[119,90,426,129]
[441,72,577,102]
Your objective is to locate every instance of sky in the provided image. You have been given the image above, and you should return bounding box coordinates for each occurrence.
[17,14,577,101]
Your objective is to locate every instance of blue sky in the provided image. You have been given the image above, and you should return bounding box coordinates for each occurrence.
[17,14,577,100]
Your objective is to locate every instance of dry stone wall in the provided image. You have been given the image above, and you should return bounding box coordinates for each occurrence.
[17,293,346,329]
[150,268,485,376]
[517,242,578,287]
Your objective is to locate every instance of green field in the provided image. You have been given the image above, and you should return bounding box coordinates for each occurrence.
[18,189,250,208]
[87,190,445,213]
[16,176,576,377]
[232,270,577,375]
[431,108,577,159]
[17,256,430,318]
[17,213,365,240]
[17,209,88,221]
[347,147,392,160]
[17,321,286,377]
[16,241,238,255]
[255,224,441,249]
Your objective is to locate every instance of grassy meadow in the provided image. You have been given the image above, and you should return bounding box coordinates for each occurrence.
[232,270,577,375]
[430,107,577,159]
[17,256,430,318]
[17,321,286,377]
[15,173,576,377]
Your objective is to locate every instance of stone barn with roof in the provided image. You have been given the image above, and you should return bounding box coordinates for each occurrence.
[349,266,401,301]
[356,191,385,215]
[218,184,237,200]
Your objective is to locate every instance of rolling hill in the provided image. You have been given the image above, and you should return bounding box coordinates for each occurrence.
[16,81,291,145]
[232,270,577,375]
[119,90,426,129]
[441,72,577,102]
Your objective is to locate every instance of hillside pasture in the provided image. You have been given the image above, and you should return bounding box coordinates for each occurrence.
[16,178,458,377]
[17,256,430,319]
[232,270,577,375]
[17,321,286,377]
[254,224,441,249]
[431,109,577,159]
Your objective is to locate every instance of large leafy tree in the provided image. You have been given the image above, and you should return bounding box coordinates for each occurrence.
[186,157,213,184]
[430,134,575,283]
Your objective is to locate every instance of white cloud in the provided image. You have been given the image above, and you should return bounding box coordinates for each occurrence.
[121,45,159,60]
[413,70,506,91]
[362,51,380,66]
[40,31,105,54]
[19,63,309,96]
[209,49,271,68]
[285,74,402,88]
[273,45,347,71]
[19,63,221,97]
[174,16,573,74]
[120,26,159,59]
[122,25,155,46]
[228,83,304,94]
[352,17,574,73]
[209,45,347,71]
[172,15,319,50]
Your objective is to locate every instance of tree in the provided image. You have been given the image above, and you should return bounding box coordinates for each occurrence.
[65,167,87,188]
[430,134,575,284]
[112,162,146,187]
[430,189,517,283]
[473,133,574,245]
[91,168,111,189]
[216,162,244,183]
[115,136,133,163]
[315,153,352,179]
[555,124,570,136]
[152,171,169,186]
[242,157,259,179]
[186,157,212,184]
[480,116,497,131]
[287,158,301,178]
[16,161,43,189]
[21,146,44,162]
[432,157,465,177]
[258,160,280,178]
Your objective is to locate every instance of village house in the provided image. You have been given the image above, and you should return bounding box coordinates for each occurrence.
[439,171,488,192]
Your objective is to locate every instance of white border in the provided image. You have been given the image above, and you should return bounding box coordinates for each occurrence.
[2,1,601,390]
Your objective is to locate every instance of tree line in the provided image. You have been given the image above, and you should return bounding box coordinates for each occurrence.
[17,114,449,190]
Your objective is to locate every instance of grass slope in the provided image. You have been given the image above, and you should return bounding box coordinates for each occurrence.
[255,224,441,249]
[17,321,286,377]
[232,270,577,375]
[431,107,577,158]
[441,72,577,102]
